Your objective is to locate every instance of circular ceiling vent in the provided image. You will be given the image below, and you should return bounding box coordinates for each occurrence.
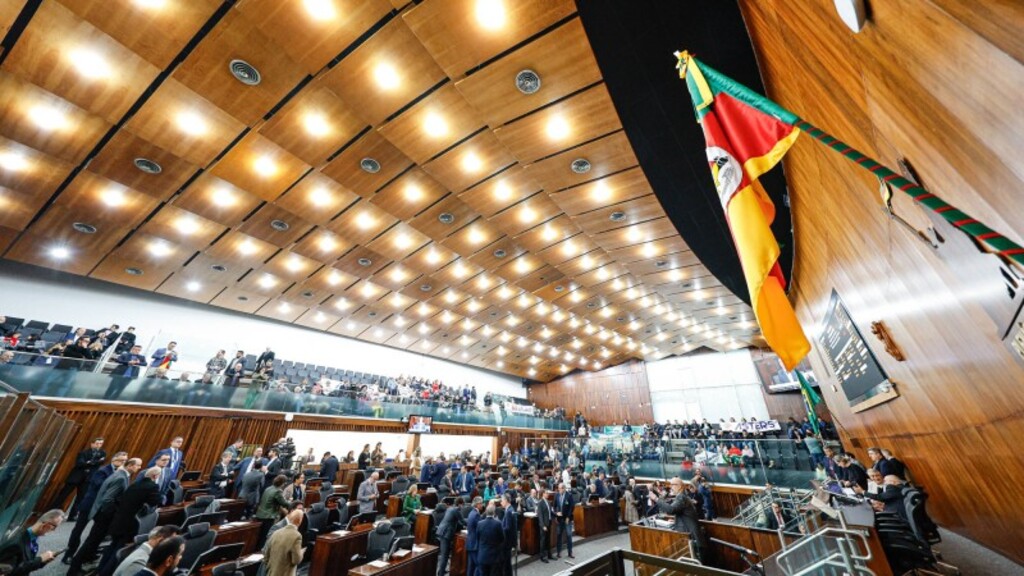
[570,158,592,174]
[133,157,162,174]
[357,257,372,267]
[124,267,144,276]
[211,264,227,272]
[515,69,541,94]
[419,284,432,292]
[438,212,455,225]
[617,317,627,323]
[301,291,314,298]
[72,222,97,234]
[360,158,381,173]
[609,211,626,222]
[237,295,249,302]
[554,285,565,292]
[490,311,499,317]
[229,59,261,86]
[681,282,692,288]
[655,260,668,268]
[493,248,507,258]
[671,340,679,345]
[367,311,378,317]
[270,219,290,231]
[586,301,597,309]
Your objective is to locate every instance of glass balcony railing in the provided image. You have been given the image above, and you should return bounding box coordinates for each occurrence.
[0,362,572,431]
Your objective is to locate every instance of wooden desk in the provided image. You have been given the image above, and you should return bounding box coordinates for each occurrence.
[213,521,261,555]
[573,501,619,538]
[518,513,555,556]
[348,543,437,576]
[628,521,691,576]
[385,491,438,518]
[308,523,373,576]
[197,554,262,576]
[375,480,392,516]
[413,510,434,544]
[343,470,366,498]
[157,498,246,527]
[450,532,466,576]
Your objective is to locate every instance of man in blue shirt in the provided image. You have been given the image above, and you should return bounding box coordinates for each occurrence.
[0,509,64,575]
[103,345,147,400]
[464,498,483,576]
[456,467,475,498]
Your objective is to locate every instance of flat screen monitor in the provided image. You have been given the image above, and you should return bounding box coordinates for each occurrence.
[389,535,415,556]
[188,543,244,574]
[179,470,201,482]
[407,415,433,434]
[182,511,227,530]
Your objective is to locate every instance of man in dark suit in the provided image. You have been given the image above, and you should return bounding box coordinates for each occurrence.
[255,347,275,371]
[264,448,283,484]
[499,494,517,576]
[209,451,235,498]
[234,447,265,477]
[223,439,244,467]
[535,489,553,563]
[146,437,185,499]
[553,483,574,559]
[435,501,463,576]
[456,467,475,498]
[64,451,127,563]
[0,509,64,575]
[67,457,142,576]
[97,466,163,576]
[320,451,340,483]
[476,505,505,576]
[465,497,483,576]
[50,437,106,520]
[104,345,147,400]
[765,501,798,531]
[238,461,266,517]
[649,477,705,562]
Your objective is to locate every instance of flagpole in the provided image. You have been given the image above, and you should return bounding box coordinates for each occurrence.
[791,118,1024,268]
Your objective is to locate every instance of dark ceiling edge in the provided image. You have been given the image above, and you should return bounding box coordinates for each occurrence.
[575,0,795,305]
[0,258,525,382]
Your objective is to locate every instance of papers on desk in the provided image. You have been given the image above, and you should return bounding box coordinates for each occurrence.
[653,518,674,529]
[522,512,537,517]
[460,529,468,534]
[220,521,249,528]
[412,546,424,553]
[419,508,432,513]
[369,560,390,568]
[241,553,264,563]
[332,529,350,536]
[392,550,410,558]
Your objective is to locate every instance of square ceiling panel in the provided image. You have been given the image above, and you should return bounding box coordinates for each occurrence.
[259,84,367,167]
[209,133,311,202]
[377,84,484,165]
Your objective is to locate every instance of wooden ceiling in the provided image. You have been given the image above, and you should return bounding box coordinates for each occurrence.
[0,0,759,381]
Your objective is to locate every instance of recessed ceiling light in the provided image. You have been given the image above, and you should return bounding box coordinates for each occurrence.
[133,157,162,174]
[302,111,330,137]
[423,113,448,137]
[286,257,303,272]
[229,59,261,86]
[186,281,201,292]
[404,184,423,202]
[175,217,199,235]
[28,104,68,132]
[515,69,541,94]
[314,312,327,323]
[419,283,432,292]
[0,150,29,172]
[72,222,96,234]
[301,291,314,298]
[318,234,337,252]
[259,275,277,289]
[493,181,512,201]
[545,115,570,140]
[642,243,658,257]
[132,0,166,8]
[452,262,467,278]
[541,225,557,242]
[49,246,70,260]
[303,0,337,20]
[278,302,291,313]
[390,268,406,282]
[125,267,144,276]
[570,158,592,174]
[212,187,236,207]
[334,298,350,310]
[101,187,126,207]
[148,240,172,257]
[592,181,611,202]
[253,155,278,177]
[237,295,249,302]
[462,152,483,173]
[467,227,485,244]
[394,233,412,249]
[175,110,206,136]
[238,239,258,255]
[474,0,506,29]
[355,212,375,230]
[609,211,626,222]
[67,47,112,80]
[360,158,381,173]
[425,249,441,264]
[518,206,537,223]
[493,249,507,259]
[372,62,400,90]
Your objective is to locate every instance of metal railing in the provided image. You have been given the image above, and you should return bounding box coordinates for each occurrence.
[773,524,875,576]
[553,547,746,576]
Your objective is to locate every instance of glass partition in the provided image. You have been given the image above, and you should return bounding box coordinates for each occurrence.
[0,362,571,431]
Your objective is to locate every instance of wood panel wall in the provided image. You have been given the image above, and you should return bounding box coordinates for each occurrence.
[738,0,1024,563]
[37,399,564,513]
[527,360,653,426]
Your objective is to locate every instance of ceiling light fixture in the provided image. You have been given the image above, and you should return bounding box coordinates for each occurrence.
[212,187,236,207]
[303,0,338,21]
[175,110,207,136]
[474,0,507,29]
[423,113,448,137]
[515,69,541,94]
[0,150,29,172]
[149,240,172,257]
[28,104,68,132]
[133,158,162,174]
[175,217,199,235]
[186,281,201,292]
[493,181,512,201]
[253,155,278,177]
[545,115,570,140]
[462,152,483,173]
[302,112,330,137]
[404,185,423,202]
[67,47,112,80]
[238,239,258,255]
[355,212,375,230]
[49,246,71,260]
[360,158,381,173]
[101,187,126,207]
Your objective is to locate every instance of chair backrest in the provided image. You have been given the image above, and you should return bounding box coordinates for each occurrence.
[390,517,411,538]
[307,503,329,533]
[319,482,333,500]
[136,504,158,536]
[116,541,139,563]
[391,476,410,495]
[170,480,185,505]
[181,523,217,569]
[211,564,237,576]
[366,523,395,560]
[903,487,940,544]
[184,502,207,518]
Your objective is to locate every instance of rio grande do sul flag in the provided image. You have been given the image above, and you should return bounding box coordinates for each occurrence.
[677,51,810,370]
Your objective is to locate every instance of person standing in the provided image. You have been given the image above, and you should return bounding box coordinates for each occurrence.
[63,451,126,564]
[0,510,64,576]
[224,439,244,466]
[149,341,178,372]
[535,488,553,563]
[319,451,339,483]
[255,475,290,549]
[263,449,283,484]
[147,437,185,500]
[357,444,371,470]
[649,477,705,562]
[67,457,141,576]
[465,497,483,576]
[238,461,266,516]
[357,471,380,514]
[224,350,246,387]
[104,345,147,400]
[255,348,276,372]
[476,505,505,576]
[499,494,518,576]
[50,437,106,520]
[205,350,228,381]
[554,483,574,559]
[209,451,234,498]
[96,466,163,576]
[456,466,475,498]
[435,500,462,576]
[264,509,304,576]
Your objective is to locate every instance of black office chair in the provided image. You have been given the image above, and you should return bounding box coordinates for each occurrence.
[180,523,218,570]
[184,495,215,518]
[326,494,350,528]
[429,504,447,545]
[391,476,410,495]
[365,522,395,561]
[211,564,237,576]
[389,516,411,538]
[169,480,185,505]
[319,482,334,503]
[305,503,331,540]
[136,505,159,535]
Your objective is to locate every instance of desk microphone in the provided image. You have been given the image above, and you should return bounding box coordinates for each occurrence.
[709,538,759,557]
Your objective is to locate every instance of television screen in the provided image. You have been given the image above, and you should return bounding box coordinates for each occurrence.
[407,415,433,434]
